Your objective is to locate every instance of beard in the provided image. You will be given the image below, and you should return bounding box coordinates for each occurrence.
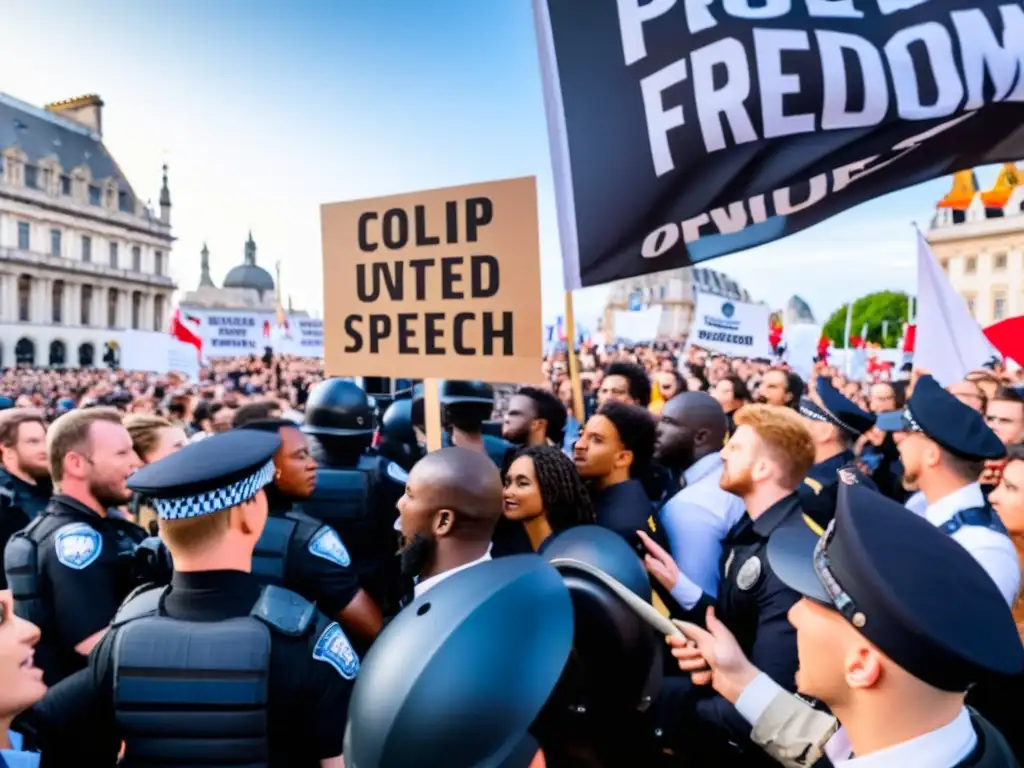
[89,476,132,508]
[720,464,755,496]
[399,533,436,581]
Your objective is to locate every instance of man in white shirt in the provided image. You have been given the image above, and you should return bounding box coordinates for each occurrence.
[394,447,501,604]
[875,375,1019,606]
[667,480,1022,766]
[653,392,745,597]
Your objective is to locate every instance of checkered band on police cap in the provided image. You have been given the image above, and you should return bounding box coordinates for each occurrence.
[153,459,276,520]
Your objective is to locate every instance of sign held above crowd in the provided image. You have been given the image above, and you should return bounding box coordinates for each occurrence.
[685,293,773,359]
[320,177,543,383]
[533,0,1024,289]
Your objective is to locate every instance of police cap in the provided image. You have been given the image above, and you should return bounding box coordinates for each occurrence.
[343,555,573,767]
[768,480,1024,692]
[799,377,875,436]
[874,374,1005,460]
[302,378,374,438]
[439,380,495,406]
[127,430,280,520]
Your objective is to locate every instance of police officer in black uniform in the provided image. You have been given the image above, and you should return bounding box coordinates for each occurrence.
[4,408,148,686]
[31,429,356,768]
[413,380,514,469]
[343,554,573,768]
[796,377,878,527]
[239,418,382,644]
[301,378,407,611]
[376,397,424,473]
[0,409,53,589]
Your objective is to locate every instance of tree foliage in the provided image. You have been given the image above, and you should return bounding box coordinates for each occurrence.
[821,291,911,348]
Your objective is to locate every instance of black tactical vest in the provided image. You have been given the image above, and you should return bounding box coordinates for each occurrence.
[4,513,68,629]
[112,584,316,768]
[251,514,299,585]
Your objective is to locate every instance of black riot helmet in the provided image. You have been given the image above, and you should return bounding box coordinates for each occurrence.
[440,380,495,433]
[343,555,574,767]
[410,382,426,431]
[542,526,658,716]
[301,378,375,439]
[378,398,424,473]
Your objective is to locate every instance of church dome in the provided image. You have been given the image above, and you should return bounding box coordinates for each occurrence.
[223,231,275,295]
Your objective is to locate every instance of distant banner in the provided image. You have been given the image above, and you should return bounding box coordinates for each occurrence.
[686,293,772,359]
[178,309,324,358]
[534,0,1024,289]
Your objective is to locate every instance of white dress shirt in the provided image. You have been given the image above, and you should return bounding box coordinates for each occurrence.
[736,673,977,766]
[660,452,746,606]
[923,483,1020,606]
[903,490,927,517]
[413,547,492,599]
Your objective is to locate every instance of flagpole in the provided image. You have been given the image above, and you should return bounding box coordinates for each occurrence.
[843,302,853,376]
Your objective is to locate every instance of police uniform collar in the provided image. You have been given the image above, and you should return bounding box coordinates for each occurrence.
[752,492,803,538]
[50,493,106,520]
[171,569,254,592]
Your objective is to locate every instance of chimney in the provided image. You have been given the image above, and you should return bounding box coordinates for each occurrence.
[44,94,105,136]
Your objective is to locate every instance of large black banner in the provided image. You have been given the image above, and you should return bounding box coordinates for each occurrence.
[533,0,1024,289]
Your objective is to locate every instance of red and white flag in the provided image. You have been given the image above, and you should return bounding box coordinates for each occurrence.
[169,307,202,361]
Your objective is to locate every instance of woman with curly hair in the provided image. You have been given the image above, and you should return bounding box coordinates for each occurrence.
[502,444,596,552]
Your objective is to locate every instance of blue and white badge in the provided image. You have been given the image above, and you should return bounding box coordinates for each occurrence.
[309,527,351,567]
[313,622,359,680]
[54,523,103,570]
[386,462,409,484]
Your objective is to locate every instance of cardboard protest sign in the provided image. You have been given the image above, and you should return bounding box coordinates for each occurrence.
[320,177,543,383]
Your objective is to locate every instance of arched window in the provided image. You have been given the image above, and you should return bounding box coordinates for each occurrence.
[131,291,141,330]
[78,342,95,367]
[107,288,118,329]
[51,280,64,324]
[17,275,31,322]
[81,285,93,326]
[153,295,165,332]
[49,339,66,367]
[14,337,35,366]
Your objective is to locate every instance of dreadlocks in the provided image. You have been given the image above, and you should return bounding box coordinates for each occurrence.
[512,444,596,532]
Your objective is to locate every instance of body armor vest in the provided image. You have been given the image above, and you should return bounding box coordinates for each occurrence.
[4,514,67,629]
[112,585,315,768]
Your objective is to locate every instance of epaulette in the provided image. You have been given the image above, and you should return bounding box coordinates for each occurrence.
[803,477,823,495]
[251,584,316,637]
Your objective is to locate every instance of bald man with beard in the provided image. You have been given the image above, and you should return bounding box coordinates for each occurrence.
[393,447,503,608]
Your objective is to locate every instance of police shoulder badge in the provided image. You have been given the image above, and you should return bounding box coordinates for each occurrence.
[386,462,409,484]
[313,622,360,680]
[309,527,351,567]
[54,523,103,570]
[735,556,762,591]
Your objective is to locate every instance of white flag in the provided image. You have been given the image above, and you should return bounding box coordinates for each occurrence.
[913,229,996,386]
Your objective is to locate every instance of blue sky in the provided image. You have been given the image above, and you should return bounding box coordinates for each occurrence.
[1,1,1000,329]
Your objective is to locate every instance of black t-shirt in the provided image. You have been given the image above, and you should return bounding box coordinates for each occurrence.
[33,569,355,767]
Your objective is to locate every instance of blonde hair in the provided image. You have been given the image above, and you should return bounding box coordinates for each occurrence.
[123,413,173,463]
[734,404,816,489]
[159,509,231,556]
[46,407,123,482]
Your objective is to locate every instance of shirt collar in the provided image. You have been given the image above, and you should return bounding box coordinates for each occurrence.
[925,483,985,527]
[752,492,804,537]
[837,708,975,766]
[683,453,722,486]
[414,547,492,598]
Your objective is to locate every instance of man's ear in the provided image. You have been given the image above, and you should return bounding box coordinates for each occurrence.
[433,509,454,537]
[614,449,634,472]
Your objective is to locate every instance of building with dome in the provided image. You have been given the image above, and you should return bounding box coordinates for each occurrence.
[785,295,816,325]
[601,266,757,341]
[180,232,278,310]
[926,162,1024,327]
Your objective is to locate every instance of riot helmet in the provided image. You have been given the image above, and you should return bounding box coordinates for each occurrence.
[439,380,495,433]
[377,398,423,472]
[302,378,375,438]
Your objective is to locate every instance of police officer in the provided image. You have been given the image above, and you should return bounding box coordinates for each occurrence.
[376,397,424,473]
[876,374,1020,606]
[301,378,407,611]
[239,418,382,644]
[4,408,146,685]
[672,480,1022,766]
[31,429,356,768]
[0,410,53,589]
[796,377,878,527]
[413,380,514,469]
[343,554,573,768]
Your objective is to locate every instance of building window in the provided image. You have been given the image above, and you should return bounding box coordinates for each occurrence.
[88,185,101,206]
[119,190,133,214]
[51,280,64,324]
[132,246,141,272]
[154,295,165,332]
[17,222,29,251]
[109,242,119,268]
[993,292,1008,322]
[81,285,92,326]
[50,229,61,258]
[939,259,949,272]
[965,256,977,274]
[994,253,1007,270]
[60,175,71,195]
[964,294,977,317]
[17,275,31,322]
[154,250,163,276]
[24,165,37,189]
[106,186,115,209]
[131,291,142,330]
[107,288,118,328]
[42,167,53,192]
[81,235,92,263]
